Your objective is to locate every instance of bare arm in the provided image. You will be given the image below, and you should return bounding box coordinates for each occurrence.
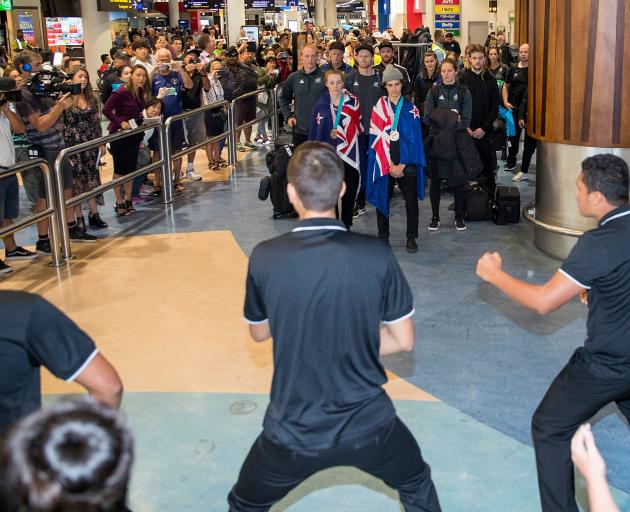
[74,352,124,409]
[1,103,25,133]
[476,252,583,315]
[248,320,271,342]
[380,316,415,356]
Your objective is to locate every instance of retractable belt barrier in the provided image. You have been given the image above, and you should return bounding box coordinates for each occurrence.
[24,85,283,266]
[0,159,63,267]
[54,120,168,262]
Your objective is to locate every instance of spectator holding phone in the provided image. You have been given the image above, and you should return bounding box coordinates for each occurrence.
[151,48,193,192]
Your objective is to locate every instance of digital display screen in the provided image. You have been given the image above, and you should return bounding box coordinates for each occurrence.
[245,0,274,8]
[97,0,133,11]
[0,0,12,12]
[46,17,84,46]
[183,0,210,8]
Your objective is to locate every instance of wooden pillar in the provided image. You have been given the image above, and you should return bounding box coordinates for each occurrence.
[514,0,529,45]
[529,0,630,147]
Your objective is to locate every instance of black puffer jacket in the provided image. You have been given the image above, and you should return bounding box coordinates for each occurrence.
[426,108,483,186]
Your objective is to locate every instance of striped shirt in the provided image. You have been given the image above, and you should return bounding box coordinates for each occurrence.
[15,89,64,150]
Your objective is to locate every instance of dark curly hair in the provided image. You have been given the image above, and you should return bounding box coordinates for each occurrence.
[581,154,629,206]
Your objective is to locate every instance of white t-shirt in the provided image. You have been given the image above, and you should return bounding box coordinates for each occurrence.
[0,112,16,168]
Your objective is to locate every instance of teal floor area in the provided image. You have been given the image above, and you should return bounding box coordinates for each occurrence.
[44,392,630,511]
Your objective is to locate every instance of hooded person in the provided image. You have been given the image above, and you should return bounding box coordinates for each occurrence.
[308,69,364,229]
[366,65,426,253]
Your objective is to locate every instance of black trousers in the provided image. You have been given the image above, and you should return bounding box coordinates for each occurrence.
[355,133,370,209]
[292,131,308,148]
[429,177,465,219]
[228,416,441,512]
[474,135,496,193]
[507,110,537,172]
[376,174,419,240]
[531,350,630,512]
[338,162,360,229]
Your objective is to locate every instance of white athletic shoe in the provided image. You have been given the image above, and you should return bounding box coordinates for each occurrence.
[512,171,529,182]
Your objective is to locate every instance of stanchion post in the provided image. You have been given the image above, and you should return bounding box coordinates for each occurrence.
[227,100,237,167]
[161,119,174,204]
[271,86,279,143]
[42,161,63,267]
[53,150,72,261]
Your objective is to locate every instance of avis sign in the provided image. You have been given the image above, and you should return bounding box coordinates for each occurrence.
[435,0,461,37]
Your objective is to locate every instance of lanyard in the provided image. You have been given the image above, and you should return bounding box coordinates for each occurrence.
[391,97,403,132]
[332,91,344,129]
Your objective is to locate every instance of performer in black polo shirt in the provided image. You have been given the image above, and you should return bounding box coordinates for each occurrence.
[229,142,441,512]
[476,154,630,512]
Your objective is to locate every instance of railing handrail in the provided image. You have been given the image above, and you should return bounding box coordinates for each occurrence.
[390,42,432,48]
[163,99,229,127]
[0,158,63,267]
[232,87,271,103]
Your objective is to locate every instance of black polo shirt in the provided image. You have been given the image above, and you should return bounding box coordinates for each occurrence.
[560,204,630,378]
[244,218,414,451]
[0,291,97,435]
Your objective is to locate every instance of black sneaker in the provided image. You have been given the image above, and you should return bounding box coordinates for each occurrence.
[428,217,440,231]
[406,238,418,253]
[89,212,108,229]
[0,259,13,274]
[353,206,366,219]
[36,239,51,255]
[69,227,98,243]
[455,217,467,231]
[5,246,38,261]
[504,164,516,172]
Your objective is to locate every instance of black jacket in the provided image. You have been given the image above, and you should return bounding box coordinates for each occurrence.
[426,108,483,186]
[412,73,438,116]
[278,66,326,135]
[458,69,500,133]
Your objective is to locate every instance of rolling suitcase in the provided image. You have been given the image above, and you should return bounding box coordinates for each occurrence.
[464,184,493,221]
[493,186,520,224]
[268,144,295,219]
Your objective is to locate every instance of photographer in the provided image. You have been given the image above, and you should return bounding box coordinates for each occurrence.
[235,44,259,151]
[0,77,38,273]
[151,48,193,192]
[14,50,97,250]
[180,49,208,181]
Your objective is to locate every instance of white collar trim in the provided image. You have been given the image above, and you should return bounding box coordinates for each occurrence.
[292,226,348,232]
[601,210,630,225]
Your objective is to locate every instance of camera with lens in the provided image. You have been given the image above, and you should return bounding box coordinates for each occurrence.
[0,77,23,105]
[27,69,81,98]
[188,57,201,65]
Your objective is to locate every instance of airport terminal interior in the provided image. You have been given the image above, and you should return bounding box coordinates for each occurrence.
[1,0,630,511]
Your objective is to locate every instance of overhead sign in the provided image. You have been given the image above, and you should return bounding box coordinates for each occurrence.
[244,0,273,8]
[97,0,133,11]
[435,0,460,37]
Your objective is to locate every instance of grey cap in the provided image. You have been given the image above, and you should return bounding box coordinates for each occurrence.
[382,64,404,84]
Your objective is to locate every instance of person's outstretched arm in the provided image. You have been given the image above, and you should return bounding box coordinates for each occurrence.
[380,316,414,356]
[476,252,583,315]
[571,424,619,512]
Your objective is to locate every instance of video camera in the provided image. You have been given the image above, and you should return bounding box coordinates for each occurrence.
[0,77,22,105]
[26,54,82,99]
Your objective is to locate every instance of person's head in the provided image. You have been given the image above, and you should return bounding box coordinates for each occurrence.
[439,58,458,84]
[144,96,162,118]
[378,41,394,64]
[382,65,404,99]
[171,36,183,54]
[100,53,110,65]
[5,66,19,80]
[197,35,214,53]
[131,39,150,61]
[487,46,500,66]
[422,51,438,77]
[328,41,345,67]
[354,44,374,69]
[301,44,317,72]
[287,142,346,215]
[13,50,42,78]
[325,69,344,97]
[265,48,276,60]
[67,58,82,70]
[519,43,529,64]
[117,64,132,83]
[0,400,133,512]
[577,155,629,217]
[156,48,172,74]
[497,33,506,46]
[466,44,485,73]
[155,35,168,50]
[16,29,24,39]
[183,50,200,68]
[434,29,445,43]
[128,64,149,99]
[209,59,223,78]
[444,32,454,44]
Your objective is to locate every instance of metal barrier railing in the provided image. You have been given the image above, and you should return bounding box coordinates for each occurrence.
[229,87,279,167]
[54,121,168,262]
[391,42,431,67]
[0,159,63,267]
[162,99,231,203]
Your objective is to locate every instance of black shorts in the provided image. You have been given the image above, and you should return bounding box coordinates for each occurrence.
[0,174,19,220]
[236,97,257,127]
[110,134,143,176]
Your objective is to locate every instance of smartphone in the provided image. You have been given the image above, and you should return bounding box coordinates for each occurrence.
[167,87,177,96]
[52,52,64,67]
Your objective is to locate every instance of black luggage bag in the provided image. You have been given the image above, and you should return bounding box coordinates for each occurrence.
[493,186,520,224]
[260,143,295,218]
[464,184,494,221]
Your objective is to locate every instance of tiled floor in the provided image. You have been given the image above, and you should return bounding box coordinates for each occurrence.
[4,140,630,511]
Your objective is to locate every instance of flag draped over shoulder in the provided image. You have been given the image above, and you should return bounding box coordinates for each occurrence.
[366,96,427,216]
[308,89,363,170]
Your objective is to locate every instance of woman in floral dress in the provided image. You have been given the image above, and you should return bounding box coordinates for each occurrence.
[63,67,107,231]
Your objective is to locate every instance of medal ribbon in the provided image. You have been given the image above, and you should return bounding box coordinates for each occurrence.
[391,97,403,134]
[333,91,345,130]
